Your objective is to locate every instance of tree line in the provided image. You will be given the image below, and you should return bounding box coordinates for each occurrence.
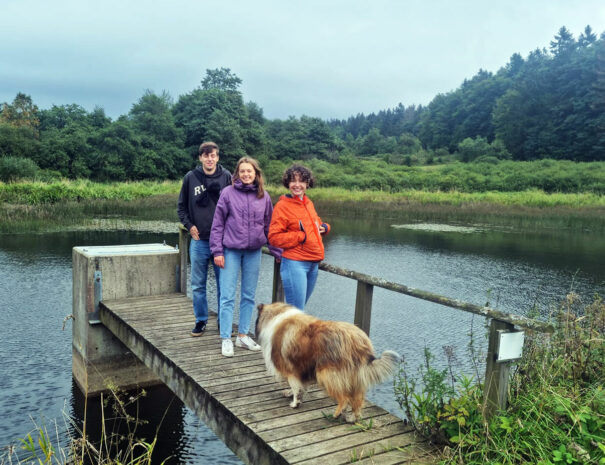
[1,26,603,183]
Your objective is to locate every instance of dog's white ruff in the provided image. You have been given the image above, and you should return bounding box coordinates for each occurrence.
[259,308,302,378]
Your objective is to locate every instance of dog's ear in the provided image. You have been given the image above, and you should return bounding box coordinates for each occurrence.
[257,303,264,312]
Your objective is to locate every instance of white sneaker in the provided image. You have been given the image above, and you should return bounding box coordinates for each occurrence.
[235,335,261,351]
[222,338,234,357]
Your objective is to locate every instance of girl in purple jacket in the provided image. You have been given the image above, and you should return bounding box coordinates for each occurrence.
[210,157,280,357]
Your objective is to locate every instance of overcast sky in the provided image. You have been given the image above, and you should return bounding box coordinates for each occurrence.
[2,0,604,121]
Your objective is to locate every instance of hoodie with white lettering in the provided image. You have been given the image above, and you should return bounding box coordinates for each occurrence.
[177,165,232,240]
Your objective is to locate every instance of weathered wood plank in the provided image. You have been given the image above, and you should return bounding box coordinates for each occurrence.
[351,442,436,465]
[238,397,337,425]
[99,294,429,465]
[102,293,187,307]
[286,423,419,464]
[231,389,330,416]
[188,365,271,386]
[214,381,289,402]
[269,412,397,453]
[174,354,267,373]
[318,262,554,333]
[205,375,281,396]
[258,406,388,443]
[114,309,192,321]
[223,385,316,409]
[100,301,290,465]
[354,281,373,334]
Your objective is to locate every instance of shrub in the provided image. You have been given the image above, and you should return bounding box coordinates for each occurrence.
[0,156,39,182]
[394,294,605,464]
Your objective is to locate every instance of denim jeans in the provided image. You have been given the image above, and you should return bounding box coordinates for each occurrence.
[280,257,319,310]
[218,247,262,339]
[190,239,220,323]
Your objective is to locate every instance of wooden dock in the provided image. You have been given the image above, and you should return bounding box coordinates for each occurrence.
[99,293,434,465]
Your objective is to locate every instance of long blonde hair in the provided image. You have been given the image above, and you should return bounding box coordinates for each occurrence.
[233,157,265,198]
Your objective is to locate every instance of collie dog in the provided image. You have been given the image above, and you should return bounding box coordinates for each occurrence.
[255,302,400,422]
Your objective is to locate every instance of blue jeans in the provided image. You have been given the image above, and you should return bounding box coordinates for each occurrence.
[280,257,319,310]
[190,239,220,323]
[219,248,262,339]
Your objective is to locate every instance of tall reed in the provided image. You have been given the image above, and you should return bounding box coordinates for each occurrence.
[2,385,168,465]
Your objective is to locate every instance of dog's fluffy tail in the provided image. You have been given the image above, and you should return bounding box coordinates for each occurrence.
[360,350,401,388]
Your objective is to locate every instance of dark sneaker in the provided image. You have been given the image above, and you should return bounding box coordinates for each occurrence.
[191,321,207,337]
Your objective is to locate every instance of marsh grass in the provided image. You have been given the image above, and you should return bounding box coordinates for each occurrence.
[394,294,605,464]
[0,195,178,234]
[307,187,605,208]
[2,179,603,208]
[0,180,180,204]
[1,179,603,234]
[2,385,167,465]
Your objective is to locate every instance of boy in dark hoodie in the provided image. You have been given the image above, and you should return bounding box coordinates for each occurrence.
[177,141,232,336]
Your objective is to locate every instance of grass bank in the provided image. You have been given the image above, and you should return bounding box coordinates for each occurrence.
[1,180,604,234]
[395,294,605,464]
[2,180,603,207]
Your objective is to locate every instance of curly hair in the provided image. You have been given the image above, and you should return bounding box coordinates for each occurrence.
[282,164,315,189]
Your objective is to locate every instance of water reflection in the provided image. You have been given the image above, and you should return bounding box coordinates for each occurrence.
[70,382,189,464]
[325,215,605,282]
[1,217,603,463]
[0,231,239,465]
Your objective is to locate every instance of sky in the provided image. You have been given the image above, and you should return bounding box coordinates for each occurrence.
[2,0,605,121]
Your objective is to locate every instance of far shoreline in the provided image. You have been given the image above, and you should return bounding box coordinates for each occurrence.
[1,184,604,235]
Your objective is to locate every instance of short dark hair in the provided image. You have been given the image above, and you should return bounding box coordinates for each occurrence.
[198,141,219,156]
[282,164,314,188]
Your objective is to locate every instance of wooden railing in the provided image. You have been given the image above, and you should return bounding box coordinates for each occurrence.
[177,226,554,419]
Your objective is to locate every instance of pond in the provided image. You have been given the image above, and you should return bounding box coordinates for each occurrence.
[1,212,603,463]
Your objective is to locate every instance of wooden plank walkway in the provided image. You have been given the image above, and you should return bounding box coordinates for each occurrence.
[99,293,435,465]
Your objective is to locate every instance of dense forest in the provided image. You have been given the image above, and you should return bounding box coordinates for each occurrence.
[0,26,603,183]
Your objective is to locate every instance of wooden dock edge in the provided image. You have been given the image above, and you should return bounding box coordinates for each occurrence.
[99,302,288,465]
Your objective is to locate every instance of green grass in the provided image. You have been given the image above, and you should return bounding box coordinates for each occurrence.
[4,385,168,465]
[1,179,603,234]
[302,187,605,208]
[394,294,605,465]
[294,158,605,194]
[0,179,181,204]
[1,178,603,208]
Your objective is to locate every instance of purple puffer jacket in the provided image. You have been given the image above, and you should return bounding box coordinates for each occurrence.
[210,180,281,259]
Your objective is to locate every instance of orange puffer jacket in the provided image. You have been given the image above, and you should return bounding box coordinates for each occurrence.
[268,194,330,262]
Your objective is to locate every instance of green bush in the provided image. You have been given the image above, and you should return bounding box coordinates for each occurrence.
[394,294,605,464]
[0,156,39,182]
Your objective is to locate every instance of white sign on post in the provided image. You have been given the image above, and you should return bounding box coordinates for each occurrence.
[497,330,525,362]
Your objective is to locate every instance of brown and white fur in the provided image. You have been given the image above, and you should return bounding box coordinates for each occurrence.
[255,302,400,422]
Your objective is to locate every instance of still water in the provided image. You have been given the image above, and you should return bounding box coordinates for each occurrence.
[1,216,603,463]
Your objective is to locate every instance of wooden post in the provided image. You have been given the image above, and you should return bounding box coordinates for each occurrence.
[178,225,189,295]
[272,260,284,302]
[354,281,373,335]
[483,318,515,419]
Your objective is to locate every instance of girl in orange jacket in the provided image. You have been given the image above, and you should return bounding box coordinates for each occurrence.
[268,164,330,309]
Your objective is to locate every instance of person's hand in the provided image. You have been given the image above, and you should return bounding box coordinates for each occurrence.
[189,226,200,240]
[318,224,326,234]
[214,256,225,268]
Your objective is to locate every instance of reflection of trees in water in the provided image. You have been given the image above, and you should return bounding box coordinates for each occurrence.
[0,231,174,265]
[70,381,187,465]
[322,214,605,282]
